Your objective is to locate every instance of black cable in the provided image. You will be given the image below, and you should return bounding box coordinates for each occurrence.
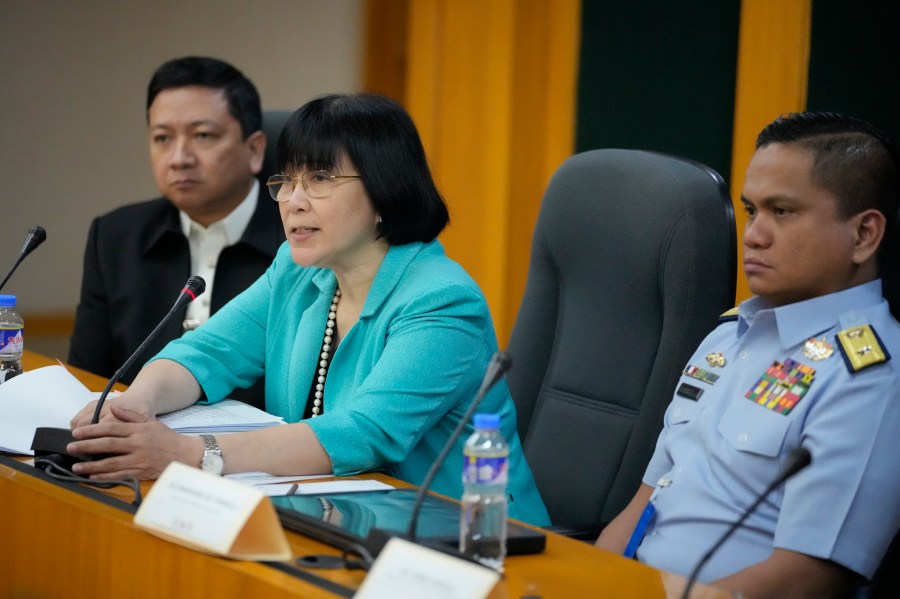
[34,457,143,506]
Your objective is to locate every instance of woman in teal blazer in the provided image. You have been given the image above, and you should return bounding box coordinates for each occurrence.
[68,93,549,526]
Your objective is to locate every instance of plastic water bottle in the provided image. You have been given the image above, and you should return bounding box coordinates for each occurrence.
[460,412,508,570]
[0,294,24,383]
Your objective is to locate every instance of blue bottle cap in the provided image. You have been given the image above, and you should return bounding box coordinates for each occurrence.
[474,413,500,430]
[0,295,16,307]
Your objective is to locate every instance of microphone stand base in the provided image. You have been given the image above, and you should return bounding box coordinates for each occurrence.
[363,528,489,569]
[31,427,94,470]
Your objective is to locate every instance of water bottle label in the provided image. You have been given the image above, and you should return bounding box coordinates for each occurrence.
[463,455,508,485]
[0,328,23,355]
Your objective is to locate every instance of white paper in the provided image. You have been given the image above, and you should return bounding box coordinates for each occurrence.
[354,537,500,599]
[0,366,94,454]
[257,479,395,497]
[226,472,333,486]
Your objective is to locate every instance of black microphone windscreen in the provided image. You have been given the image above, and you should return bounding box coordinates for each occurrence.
[0,225,47,292]
[184,275,206,298]
[21,226,47,258]
[479,351,512,393]
[783,446,812,478]
[495,351,512,373]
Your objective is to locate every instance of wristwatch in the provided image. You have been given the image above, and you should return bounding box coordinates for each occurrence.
[199,434,224,475]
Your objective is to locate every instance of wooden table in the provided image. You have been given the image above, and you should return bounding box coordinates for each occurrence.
[1,351,729,598]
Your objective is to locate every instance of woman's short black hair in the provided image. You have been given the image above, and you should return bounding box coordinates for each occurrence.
[275,93,449,245]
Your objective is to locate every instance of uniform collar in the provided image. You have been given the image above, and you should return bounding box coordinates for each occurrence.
[737,280,885,348]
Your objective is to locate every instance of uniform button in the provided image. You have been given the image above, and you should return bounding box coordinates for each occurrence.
[700,407,707,415]
[739,350,748,360]
[203,298,210,306]
[208,260,216,268]
[738,433,748,444]
[673,408,682,417]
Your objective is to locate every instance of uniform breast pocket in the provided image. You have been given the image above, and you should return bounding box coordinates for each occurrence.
[665,396,701,428]
[716,399,791,457]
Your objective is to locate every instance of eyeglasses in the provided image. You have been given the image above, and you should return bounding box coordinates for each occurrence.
[266,171,362,200]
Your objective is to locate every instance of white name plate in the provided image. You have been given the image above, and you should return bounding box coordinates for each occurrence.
[134,461,291,561]
[354,537,500,599]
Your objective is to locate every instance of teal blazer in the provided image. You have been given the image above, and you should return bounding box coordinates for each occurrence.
[155,240,550,526]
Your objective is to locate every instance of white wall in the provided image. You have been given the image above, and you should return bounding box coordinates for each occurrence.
[0,0,363,316]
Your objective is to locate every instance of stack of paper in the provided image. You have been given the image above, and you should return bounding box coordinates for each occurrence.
[159,399,284,434]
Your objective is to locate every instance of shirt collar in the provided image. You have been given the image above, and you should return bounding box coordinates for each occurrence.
[737,279,885,348]
[179,179,259,243]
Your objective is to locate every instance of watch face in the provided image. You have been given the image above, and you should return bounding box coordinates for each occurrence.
[201,452,225,475]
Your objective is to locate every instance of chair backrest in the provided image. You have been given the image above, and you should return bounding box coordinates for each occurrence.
[258,109,294,185]
[506,148,736,531]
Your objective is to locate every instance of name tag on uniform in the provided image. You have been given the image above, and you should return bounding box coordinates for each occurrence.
[676,382,703,401]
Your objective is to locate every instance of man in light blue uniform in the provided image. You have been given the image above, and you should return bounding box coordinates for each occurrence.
[597,112,900,598]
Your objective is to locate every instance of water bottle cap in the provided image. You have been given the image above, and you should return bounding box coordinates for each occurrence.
[0,295,16,307]
[474,413,500,430]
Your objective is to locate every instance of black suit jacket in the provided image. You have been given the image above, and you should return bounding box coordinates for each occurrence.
[68,187,283,409]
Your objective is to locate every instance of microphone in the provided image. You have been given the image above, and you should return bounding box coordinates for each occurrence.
[30,276,206,469]
[406,351,513,542]
[680,446,812,599]
[0,226,47,291]
[353,351,512,568]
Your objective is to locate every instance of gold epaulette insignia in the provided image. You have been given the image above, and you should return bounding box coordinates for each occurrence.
[836,325,891,373]
[718,307,739,323]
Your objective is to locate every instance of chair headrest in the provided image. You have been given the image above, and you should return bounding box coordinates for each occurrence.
[258,109,294,185]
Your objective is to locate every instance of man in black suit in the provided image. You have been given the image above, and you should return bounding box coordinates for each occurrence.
[69,57,283,409]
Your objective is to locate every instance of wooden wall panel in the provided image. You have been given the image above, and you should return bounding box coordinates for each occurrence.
[366,0,580,343]
[730,0,811,302]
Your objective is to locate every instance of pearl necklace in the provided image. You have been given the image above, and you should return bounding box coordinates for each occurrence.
[312,287,341,417]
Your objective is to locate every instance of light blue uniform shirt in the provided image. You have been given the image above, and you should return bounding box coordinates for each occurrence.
[154,240,550,526]
[638,280,900,582]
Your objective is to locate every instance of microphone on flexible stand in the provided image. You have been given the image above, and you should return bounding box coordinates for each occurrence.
[0,226,47,292]
[358,351,513,564]
[30,276,206,469]
[680,446,812,599]
[407,351,512,542]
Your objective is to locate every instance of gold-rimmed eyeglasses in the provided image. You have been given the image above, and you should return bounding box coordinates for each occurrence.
[266,171,362,200]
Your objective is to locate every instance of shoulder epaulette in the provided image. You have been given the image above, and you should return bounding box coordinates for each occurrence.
[836,324,891,373]
[718,307,740,323]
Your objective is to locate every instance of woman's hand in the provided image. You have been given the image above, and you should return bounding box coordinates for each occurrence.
[69,390,156,428]
[68,403,201,481]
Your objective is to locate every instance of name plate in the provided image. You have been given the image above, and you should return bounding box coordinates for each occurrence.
[354,537,500,599]
[134,461,290,560]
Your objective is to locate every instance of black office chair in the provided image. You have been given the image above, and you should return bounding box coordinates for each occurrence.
[258,109,293,185]
[506,148,737,539]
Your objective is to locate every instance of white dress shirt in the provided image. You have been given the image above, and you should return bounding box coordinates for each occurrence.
[179,180,259,330]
